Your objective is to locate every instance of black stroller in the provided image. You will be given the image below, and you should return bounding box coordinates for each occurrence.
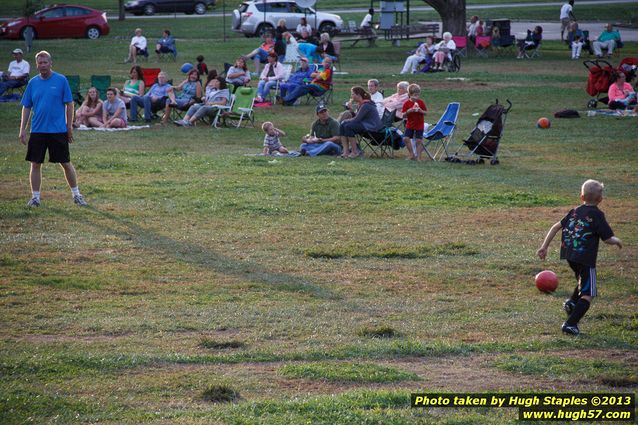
[446,99,512,165]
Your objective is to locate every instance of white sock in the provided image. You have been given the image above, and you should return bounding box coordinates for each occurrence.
[32,191,40,200]
[71,186,81,197]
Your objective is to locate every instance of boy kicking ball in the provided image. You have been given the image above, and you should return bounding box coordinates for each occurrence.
[536,179,623,336]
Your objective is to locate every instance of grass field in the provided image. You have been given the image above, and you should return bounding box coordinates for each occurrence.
[0,14,637,425]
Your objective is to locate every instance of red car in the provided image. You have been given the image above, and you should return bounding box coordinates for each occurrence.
[0,4,110,40]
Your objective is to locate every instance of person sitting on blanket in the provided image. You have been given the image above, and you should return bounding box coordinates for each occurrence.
[276,57,313,101]
[607,71,636,110]
[340,86,382,158]
[282,56,332,106]
[174,76,229,127]
[162,68,202,125]
[315,33,337,62]
[300,104,342,157]
[0,48,30,96]
[262,121,289,155]
[101,87,127,129]
[433,32,456,70]
[155,29,176,61]
[130,71,172,123]
[118,65,145,106]
[255,53,285,103]
[401,36,435,74]
[74,87,103,128]
[382,81,409,119]
[243,32,275,75]
[516,25,543,59]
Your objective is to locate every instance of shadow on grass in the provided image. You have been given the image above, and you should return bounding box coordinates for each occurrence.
[59,206,338,300]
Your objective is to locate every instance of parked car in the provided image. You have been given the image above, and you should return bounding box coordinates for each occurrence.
[232,1,343,37]
[0,5,109,40]
[124,0,215,16]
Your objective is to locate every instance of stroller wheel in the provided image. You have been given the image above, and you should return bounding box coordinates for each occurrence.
[478,158,485,164]
[587,99,597,109]
[490,159,500,165]
[466,160,476,165]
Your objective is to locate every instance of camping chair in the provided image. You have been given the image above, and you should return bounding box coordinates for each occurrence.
[141,68,161,88]
[158,39,177,62]
[524,42,542,59]
[67,75,83,105]
[357,108,402,158]
[452,36,468,57]
[332,40,342,71]
[207,94,235,127]
[475,36,491,58]
[268,64,293,102]
[423,102,460,161]
[217,86,257,128]
[90,75,111,100]
[495,35,516,56]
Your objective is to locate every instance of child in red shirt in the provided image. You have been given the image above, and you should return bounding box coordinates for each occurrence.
[401,83,427,160]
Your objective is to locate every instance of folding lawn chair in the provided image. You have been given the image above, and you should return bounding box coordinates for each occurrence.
[268,64,293,102]
[357,108,403,158]
[90,75,111,100]
[452,36,468,57]
[475,36,491,58]
[141,68,161,88]
[423,102,460,161]
[217,86,257,128]
[305,82,333,105]
[208,94,235,127]
[524,42,542,59]
[66,75,83,105]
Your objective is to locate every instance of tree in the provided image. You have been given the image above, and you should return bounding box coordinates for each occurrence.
[119,0,126,21]
[423,0,467,35]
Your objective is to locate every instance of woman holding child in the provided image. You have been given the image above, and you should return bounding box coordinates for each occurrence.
[74,87,103,128]
[339,86,382,158]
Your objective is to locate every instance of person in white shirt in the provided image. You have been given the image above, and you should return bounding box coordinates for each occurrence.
[126,28,148,64]
[296,17,312,36]
[559,0,575,41]
[0,48,30,96]
[433,32,456,71]
[283,32,301,64]
[368,79,385,118]
[360,8,374,29]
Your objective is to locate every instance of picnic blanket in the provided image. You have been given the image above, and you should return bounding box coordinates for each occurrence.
[587,109,638,117]
[75,124,151,131]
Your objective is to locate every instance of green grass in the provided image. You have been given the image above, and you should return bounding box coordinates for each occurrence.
[0,16,637,425]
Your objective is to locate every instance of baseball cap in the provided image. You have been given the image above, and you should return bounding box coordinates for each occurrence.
[299,57,308,62]
[316,104,328,113]
[12,48,23,54]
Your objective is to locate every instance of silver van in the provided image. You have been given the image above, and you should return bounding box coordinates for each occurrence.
[232,1,343,37]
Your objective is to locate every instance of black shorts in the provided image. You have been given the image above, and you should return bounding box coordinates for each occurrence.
[568,261,598,297]
[156,46,171,54]
[25,132,70,164]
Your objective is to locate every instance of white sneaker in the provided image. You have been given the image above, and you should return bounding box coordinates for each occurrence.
[73,194,88,206]
[26,197,40,207]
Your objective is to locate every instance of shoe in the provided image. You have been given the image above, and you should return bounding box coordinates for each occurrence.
[73,194,88,206]
[174,119,184,126]
[563,299,576,315]
[182,120,192,127]
[26,197,40,207]
[561,322,579,336]
[300,148,307,156]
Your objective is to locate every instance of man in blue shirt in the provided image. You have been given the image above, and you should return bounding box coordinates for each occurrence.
[276,57,315,102]
[19,50,87,207]
[130,71,172,122]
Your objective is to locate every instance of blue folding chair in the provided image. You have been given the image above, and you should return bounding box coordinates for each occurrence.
[423,102,460,160]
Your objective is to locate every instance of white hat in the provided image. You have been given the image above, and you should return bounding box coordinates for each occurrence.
[12,48,23,54]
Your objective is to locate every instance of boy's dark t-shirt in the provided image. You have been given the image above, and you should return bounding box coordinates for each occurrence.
[560,204,614,267]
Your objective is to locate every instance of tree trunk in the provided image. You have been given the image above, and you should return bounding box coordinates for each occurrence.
[119,0,126,21]
[423,0,467,36]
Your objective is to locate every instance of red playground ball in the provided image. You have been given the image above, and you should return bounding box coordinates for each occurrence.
[535,270,559,293]
[537,117,551,129]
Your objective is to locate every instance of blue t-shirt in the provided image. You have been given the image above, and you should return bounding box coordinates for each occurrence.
[21,72,73,133]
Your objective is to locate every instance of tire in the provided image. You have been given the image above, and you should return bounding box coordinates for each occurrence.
[256,23,274,37]
[143,3,156,15]
[318,22,336,37]
[490,159,499,165]
[86,26,101,40]
[20,26,36,40]
[194,2,207,14]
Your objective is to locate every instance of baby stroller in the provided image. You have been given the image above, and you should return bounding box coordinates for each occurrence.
[585,58,638,109]
[446,99,512,165]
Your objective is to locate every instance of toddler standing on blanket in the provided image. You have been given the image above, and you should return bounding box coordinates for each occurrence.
[262,121,289,155]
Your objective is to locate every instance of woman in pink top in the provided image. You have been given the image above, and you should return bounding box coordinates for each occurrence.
[607,72,636,110]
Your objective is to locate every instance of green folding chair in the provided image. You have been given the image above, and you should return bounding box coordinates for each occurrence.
[217,86,256,128]
[90,75,111,101]
[66,75,83,105]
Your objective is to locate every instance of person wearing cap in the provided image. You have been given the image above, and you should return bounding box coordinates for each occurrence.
[125,28,148,64]
[0,48,30,96]
[277,57,315,101]
[300,104,342,157]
